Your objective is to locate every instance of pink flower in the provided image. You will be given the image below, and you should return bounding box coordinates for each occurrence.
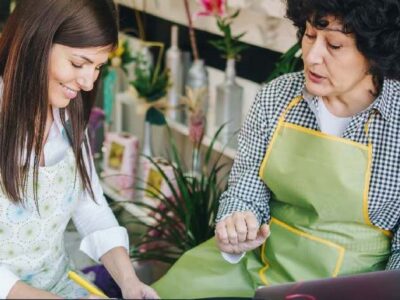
[188,112,206,145]
[196,0,225,17]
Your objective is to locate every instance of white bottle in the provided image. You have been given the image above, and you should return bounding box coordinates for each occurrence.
[165,25,184,122]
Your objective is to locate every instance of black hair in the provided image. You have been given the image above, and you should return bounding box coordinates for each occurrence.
[286,0,400,81]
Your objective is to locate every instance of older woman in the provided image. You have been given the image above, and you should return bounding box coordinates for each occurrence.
[152,0,400,298]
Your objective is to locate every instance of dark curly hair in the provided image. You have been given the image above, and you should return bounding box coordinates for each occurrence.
[286,0,400,81]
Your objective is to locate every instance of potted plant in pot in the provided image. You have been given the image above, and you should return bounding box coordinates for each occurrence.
[130,42,170,157]
[196,0,249,147]
[119,124,231,266]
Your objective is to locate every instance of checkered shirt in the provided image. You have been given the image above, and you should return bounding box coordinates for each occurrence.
[216,71,400,269]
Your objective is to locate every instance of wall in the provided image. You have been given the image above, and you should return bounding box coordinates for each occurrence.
[113,0,298,161]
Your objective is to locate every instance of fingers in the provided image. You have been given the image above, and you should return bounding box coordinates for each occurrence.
[143,286,160,299]
[232,213,247,242]
[215,219,229,244]
[244,212,259,241]
[215,211,259,247]
[253,224,270,246]
[225,216,239,244]
[218,241,245,254]
[237,224,271,252]
[259,224,271,239]
[216,215,271,254]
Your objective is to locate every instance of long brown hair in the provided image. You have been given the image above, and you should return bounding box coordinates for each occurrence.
[0,0,118,207]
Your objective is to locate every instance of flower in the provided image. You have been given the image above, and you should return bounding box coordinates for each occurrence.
[196,0,225,17]
[197,0,248,60]
[88,107,105,154]
[189,111,206,146]
[101,39,135,77]
[108,40,125,60]
[180,86,208,146]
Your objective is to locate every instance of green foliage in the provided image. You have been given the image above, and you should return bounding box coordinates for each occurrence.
[265,42,303,82]
[131,66,169,102]
[120,40,136,73]
[209,9,249,60]
[124,125,230,264]
[130,53,170,125]
[102,40,136,79]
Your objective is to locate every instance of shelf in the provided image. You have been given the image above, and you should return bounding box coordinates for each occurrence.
[100,179,156,226]
[167,118,237,160]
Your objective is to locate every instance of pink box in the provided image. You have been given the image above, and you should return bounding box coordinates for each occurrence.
[141,157,177,203]
[103,132,139,199]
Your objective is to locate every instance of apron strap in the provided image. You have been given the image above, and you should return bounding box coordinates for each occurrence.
[282,95,377,146]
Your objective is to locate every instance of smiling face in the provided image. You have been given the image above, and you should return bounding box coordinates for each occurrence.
[302,16,373,99]
[48,44,111,108]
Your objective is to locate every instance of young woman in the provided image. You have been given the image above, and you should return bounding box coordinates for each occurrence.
[153,0,400,298]
[0,0,158,299]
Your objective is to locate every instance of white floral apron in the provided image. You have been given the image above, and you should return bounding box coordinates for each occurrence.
[0,149,90,298]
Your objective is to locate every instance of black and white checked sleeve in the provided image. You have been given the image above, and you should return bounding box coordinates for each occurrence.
[386,224,400,269]
[216,86,272,225]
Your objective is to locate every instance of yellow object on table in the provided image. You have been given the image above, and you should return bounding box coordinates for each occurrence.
[67,271,108,298]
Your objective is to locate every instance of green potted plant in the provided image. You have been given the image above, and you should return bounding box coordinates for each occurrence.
[130,42,170,156]
[121,125,231,264]
[196,0,248,147]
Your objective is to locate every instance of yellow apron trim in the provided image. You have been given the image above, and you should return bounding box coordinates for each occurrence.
[258,242,270,286]
[259,96,303,178]
[259,217,346,286]
[362,145,392,237]
[259,119,283,178]
[279,96,303,121]
[258,96,391,285]
[282,122,369,151]
[363,144,373,226]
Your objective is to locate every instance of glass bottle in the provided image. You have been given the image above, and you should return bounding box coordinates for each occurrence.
[165,25,184,122]
[185,59,209,123]
[215,58,243,148]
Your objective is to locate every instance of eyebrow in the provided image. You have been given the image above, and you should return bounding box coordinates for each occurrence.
[324,27,347,34]
[306,21,348,35]
[72,54,94,64]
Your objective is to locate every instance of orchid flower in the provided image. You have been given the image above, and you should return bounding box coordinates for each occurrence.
[196,0,248,60]
[196,0,226,17]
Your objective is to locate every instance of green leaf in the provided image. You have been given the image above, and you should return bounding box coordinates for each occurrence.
[234,32,246,40]
[209,40,227,52]
[230,9,240,19]
[128,124,231,264]
[265,42,303,83]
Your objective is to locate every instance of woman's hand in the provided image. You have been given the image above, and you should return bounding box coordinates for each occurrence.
[100,247,160,299]
[121,279,159,299]
[215,211,270,254]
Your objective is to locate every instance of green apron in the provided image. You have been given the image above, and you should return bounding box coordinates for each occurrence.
[152,96,391,299]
